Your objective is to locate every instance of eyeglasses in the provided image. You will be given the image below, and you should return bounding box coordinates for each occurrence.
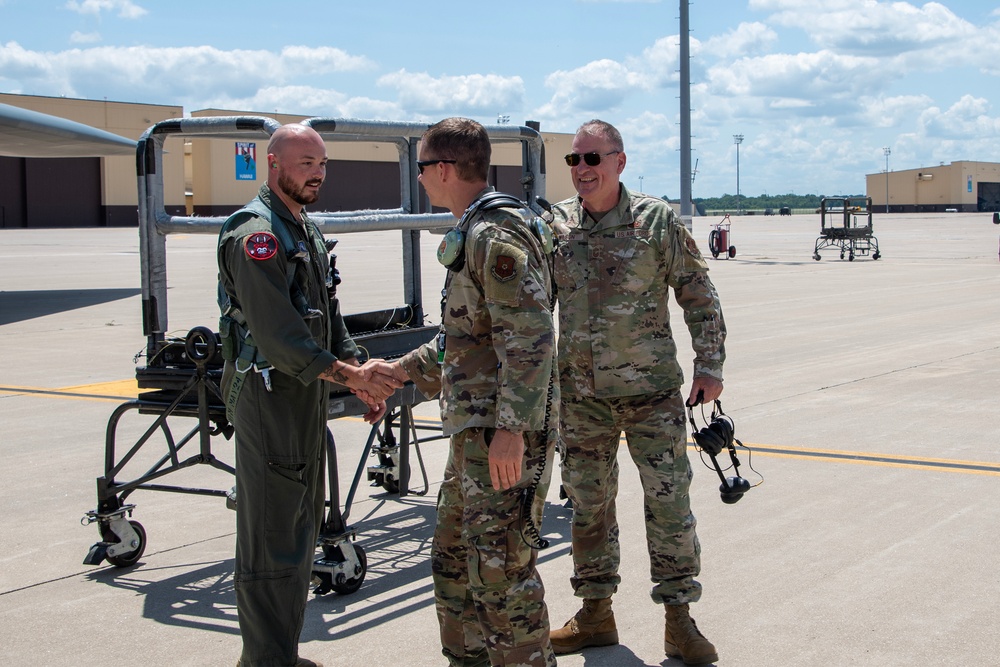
[564,150,620,167]
[417,159,457,174]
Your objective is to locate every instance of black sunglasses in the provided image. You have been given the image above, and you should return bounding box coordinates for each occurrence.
[564,150,620,167]
[417,159,457,174]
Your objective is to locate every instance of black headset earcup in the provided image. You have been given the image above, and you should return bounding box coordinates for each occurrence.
[694,429,720,456]
[720,476,751,504]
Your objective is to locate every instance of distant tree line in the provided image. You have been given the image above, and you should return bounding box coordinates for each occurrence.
[686,193,863,214]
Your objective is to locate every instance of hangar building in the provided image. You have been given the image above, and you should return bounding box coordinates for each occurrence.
[866,161,1000,213]
[0,93,575,228]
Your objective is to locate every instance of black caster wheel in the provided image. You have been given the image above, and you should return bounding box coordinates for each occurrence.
[314,543,368,596]
[102,519,146,567]
[813,253,821,261]
[331,544,367,595]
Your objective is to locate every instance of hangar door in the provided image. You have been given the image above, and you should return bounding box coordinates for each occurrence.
[0,156,102,227]
[979,182,1000,212]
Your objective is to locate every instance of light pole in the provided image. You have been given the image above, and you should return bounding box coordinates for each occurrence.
[734,134,744,214]
[639,175,644,193]
[883,147,891,214]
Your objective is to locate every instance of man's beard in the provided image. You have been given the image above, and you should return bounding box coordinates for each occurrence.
[278,171,322,205]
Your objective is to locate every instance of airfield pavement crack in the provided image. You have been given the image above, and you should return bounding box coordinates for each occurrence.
[738,345,1000,412]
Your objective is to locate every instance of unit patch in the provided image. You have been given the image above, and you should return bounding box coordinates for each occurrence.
[245,232,278,260]
[492,255,517,282]
[484,239,527,306]
[685,236,702,259]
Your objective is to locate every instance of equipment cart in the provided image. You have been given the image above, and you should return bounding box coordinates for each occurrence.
[812,196,881,261]
[81,115,547,596]
[708,214,736,259]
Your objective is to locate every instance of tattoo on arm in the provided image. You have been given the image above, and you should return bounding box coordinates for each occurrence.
[320,361,350,384]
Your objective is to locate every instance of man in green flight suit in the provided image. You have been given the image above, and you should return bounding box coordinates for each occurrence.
[217,123,401,667]
[365,117,559,667]
[548,119,727,666]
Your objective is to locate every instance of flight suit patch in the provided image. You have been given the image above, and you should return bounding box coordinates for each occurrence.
[484,240,527,306]
[245,232,278,260]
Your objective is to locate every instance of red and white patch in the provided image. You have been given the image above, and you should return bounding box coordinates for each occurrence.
[244,232,278,260]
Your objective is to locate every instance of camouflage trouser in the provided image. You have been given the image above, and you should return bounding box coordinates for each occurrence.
[559,388,702,605]
[433,427,557,667]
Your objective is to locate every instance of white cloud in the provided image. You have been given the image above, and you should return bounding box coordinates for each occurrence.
[65,0,147,19]
[706,50,886,109]
[859,94,935,128]
[70,31,102,44]
[919,94,1000,140]
[0,41,376,105]
[377,70,525,115]
[537,59,648,119]
[703,22,778,60]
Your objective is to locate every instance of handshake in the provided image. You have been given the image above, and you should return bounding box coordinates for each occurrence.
[327,358,411,424]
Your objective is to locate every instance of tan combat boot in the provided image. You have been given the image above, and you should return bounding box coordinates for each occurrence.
[550,598,619,654]
[664,603,718,665]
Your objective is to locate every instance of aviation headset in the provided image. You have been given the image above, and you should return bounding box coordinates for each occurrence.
[437,192,554,272]
[687,399,758,504]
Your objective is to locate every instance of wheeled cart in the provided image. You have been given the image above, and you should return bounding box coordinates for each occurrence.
[81,115,547,596]
[708,214,736,259]
[812,196,881,261]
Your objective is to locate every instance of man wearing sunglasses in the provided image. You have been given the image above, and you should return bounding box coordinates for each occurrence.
[548,120,727,666]
[364,117,558,667]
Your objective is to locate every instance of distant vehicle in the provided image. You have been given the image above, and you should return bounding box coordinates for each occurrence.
[764,207,775,216]
[779,206,791,216]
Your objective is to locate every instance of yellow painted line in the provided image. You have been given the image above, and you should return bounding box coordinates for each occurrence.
[413,416,1000,477]
[703,441,1000,477]
[4,393,997,477]
[0,380,139,402]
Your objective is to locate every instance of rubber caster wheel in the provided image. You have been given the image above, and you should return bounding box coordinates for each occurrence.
[728,245,736,258]
[377,453,400,494]
[849,252,855,261]
[314,544,368,596]
[813,253,821,261]
[102,520,146,567]
[332,544,367,595]
[873,252,881,260]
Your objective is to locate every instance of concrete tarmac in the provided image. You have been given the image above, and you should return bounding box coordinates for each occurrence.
[1,211,998,666]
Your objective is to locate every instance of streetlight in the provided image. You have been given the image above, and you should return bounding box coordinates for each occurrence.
[883,147,891,214]
[734,134,744,214]
[639,175,644,193]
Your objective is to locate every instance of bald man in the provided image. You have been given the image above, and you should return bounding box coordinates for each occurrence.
[217,124,399,666]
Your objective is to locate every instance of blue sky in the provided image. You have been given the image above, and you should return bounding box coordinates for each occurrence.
[2,0,999,199]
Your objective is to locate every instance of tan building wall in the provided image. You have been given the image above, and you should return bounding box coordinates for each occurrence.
[867,160,1000,213]
[1,93,575,225]
[0,93,185,212]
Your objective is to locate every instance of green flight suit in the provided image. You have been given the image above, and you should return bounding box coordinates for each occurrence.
[217,185,358,666]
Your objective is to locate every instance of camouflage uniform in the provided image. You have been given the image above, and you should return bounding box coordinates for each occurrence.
[218,185,358,666]
[400,188,558,667]
[551,185,726,606]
